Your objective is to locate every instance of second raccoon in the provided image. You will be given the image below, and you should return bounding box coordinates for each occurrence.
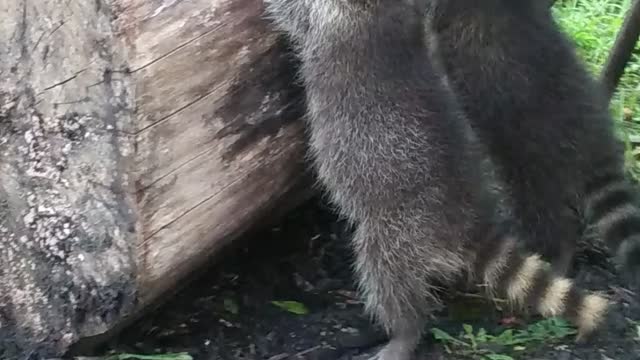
[429,0,640,283]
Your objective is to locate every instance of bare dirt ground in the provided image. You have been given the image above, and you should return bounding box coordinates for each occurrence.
[92,198,640,360]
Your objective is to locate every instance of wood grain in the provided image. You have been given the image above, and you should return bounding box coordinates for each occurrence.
[0,0,310,357]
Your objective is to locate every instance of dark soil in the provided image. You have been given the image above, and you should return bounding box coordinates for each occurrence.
[93,198,640,360]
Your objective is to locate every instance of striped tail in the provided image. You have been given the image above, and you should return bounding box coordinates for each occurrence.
[584,169,640,281]
[473,231,610,340]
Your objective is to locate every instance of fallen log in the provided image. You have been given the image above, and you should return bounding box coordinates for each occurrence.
[0,0,309,358]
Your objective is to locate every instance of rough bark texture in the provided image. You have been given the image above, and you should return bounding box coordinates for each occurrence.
[0,0,308,358]
[0,0,138,357]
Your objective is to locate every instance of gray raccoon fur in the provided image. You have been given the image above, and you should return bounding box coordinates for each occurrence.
[428,0,640,283]
[263,1,609,359]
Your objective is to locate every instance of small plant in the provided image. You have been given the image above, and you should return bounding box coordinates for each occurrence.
[626,318,640,341]
[223,297,239,315]
[271,300,309,315]
[431,318,578,360]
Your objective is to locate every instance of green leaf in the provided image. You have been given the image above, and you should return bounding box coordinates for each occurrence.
[485,354,514,360]
[430,328,470,347]
[223,298,239,315]
[431,328,458,342]
[270,300,309,315]
[477,328,488,343]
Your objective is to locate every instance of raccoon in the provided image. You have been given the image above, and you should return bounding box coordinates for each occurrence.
[428,0,640,283]
[263,1,609,359]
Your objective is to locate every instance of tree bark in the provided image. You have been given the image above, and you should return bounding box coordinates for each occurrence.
[0,0,309,358]
[600,0,640,101]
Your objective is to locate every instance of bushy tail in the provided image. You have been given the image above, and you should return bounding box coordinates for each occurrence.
[472,230,610,340]
[584,169,640,279]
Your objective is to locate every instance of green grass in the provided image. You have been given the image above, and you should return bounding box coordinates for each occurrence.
[552,0,640,179]
[431,318,578,360]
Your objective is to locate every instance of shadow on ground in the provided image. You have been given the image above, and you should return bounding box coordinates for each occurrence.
[95,198,640,360]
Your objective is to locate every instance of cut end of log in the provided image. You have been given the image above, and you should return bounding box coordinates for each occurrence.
[0,0,308,357]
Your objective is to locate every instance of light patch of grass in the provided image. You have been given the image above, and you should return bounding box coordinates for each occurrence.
[431,318,577,360]
[553,0,640,179]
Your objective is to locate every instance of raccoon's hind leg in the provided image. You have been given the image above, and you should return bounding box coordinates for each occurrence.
[504,168,583,277]
[523,201,582,277]
[353,220,467,360]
